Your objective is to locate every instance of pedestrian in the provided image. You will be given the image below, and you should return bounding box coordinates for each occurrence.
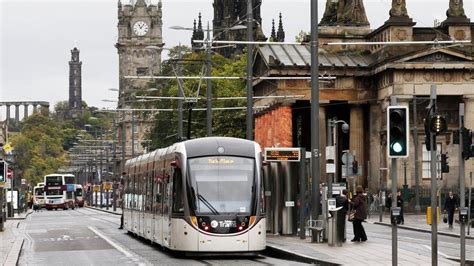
[386,192,392,211]
[396,191,404,224]
[350,185,368,242]
[444,191,458,229]
[336,189,349,242]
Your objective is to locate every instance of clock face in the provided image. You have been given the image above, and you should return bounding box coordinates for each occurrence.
[133,21,149,36]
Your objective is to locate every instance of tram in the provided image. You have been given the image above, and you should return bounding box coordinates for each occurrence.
[123,137,266,254]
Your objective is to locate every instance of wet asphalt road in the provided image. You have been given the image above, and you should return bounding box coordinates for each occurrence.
[18,208,306,265]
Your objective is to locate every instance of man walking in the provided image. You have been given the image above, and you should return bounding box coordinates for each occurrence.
[336,189,349,242]
[444,191,458,229]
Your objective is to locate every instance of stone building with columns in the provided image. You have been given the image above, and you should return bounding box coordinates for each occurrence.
[252,0,473,193]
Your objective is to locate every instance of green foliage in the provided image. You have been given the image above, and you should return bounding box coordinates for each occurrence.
[147,47,247,149]
[11,113,68,185]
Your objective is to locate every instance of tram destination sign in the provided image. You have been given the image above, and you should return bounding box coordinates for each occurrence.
[264,148,301,162]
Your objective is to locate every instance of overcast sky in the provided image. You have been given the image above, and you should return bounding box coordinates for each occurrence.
[0,0,472,118]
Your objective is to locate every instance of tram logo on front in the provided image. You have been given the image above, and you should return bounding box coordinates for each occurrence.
[211,220,219,228]
[219,220,237,228]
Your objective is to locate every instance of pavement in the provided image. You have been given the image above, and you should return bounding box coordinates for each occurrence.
[1,210,32,266]
[266,212,474,265]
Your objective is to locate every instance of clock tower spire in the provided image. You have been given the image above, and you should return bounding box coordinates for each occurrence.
[116,0,163,157]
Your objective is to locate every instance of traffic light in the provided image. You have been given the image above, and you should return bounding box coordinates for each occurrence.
[424,118,435,151]
[462,127,473,160]
[441,153,449,173]
[352,160,358,174]
[387,106,409,158]
[0,161,5,182]
[429,114,447,134]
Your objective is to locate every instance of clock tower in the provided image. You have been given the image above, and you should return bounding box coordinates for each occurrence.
[116,0,163,158]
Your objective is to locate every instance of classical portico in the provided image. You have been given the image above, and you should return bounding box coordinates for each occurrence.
[252,0,474,193]
[0,101,50,123]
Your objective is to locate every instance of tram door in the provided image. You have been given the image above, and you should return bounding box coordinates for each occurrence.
[153,169,164,246]
[162,169,172,248]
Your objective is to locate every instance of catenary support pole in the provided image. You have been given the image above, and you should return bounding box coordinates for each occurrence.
[413,94,421,213]
[246,0,253,140]
[310,0,321,227]
[206,22,212,136]
[459,103,465,265]
[390,97,398,266]
[429,85,438,266]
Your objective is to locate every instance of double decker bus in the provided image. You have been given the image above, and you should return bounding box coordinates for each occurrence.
[33,183,45,209]
[44,174,76,210]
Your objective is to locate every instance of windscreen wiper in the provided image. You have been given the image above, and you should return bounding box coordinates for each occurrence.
[198,194,220,215]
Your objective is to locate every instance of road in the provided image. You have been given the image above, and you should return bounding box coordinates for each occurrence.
[18,208,305,265]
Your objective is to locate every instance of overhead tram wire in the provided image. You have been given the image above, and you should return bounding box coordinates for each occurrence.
[124,76,336,80]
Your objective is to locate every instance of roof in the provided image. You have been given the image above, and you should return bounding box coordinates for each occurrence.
[257,44,374,68]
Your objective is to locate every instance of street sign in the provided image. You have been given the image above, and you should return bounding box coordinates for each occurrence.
[264,148,301,162]
[104,182,112,191]
[93,185,100,192]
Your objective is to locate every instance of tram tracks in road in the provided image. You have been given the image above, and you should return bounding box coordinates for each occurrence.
[72,209,298,264]
[72,208,121,227]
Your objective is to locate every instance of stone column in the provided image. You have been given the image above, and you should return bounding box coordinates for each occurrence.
[33,105,38,113]
[6,105,11,120]
[464,95,474,181]
[24,105,29,119]
[15,105,20,122]
[369,103,383,192]
[349,105,365,187]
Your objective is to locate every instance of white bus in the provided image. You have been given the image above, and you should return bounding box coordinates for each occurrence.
[43,174,76,210]
[33,184,45,209]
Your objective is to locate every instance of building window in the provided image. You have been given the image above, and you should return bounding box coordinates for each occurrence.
[422,143,442,180]
[136,67,148,76]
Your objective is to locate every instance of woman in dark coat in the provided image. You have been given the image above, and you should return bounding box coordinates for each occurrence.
[351,185,368,242]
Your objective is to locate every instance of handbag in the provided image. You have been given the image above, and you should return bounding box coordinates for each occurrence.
[443,211,448,223]
[348,210,356,222]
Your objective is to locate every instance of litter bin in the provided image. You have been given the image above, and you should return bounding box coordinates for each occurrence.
[7,202,13,218]
[328,209,342,247]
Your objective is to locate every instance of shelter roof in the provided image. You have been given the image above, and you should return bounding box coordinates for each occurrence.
[256,44,374,68]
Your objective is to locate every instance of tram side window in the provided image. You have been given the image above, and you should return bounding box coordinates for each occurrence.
[146,170,153,212]
[172,168,184,214]
[154,174,162,215]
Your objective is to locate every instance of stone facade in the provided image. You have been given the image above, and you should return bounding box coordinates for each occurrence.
[116,0,163,158]
[212,0,265,57]
[253,0,474,192]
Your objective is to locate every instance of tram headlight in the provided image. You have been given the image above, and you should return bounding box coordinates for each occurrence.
[191,216,198,226]
[249,216,256,226]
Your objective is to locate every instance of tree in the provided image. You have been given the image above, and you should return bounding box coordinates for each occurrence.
[146,46,247,149]
[11,113,68,184]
